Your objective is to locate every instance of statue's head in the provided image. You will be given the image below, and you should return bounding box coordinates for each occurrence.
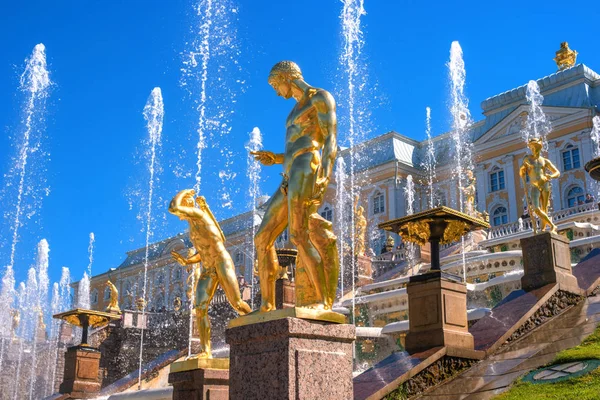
[268,61,302,99]
[527,137,543,153]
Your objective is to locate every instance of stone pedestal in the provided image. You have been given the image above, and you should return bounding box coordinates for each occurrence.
[520,232,581,294]
[226,317,355,400]
[59,346,101,399]
[275,278,295,309]
[405,271,474,353]
[168,360,229,400]
[357,254,373,286]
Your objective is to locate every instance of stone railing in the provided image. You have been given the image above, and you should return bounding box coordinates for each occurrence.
[488,203,597,239]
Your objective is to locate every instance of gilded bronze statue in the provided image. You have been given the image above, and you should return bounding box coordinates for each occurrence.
[250,61,339,312]
[463,170,477,216]
[355,196,367,256]
[169,189,251,359]
[105,280,120,313]
[519,137,560,234]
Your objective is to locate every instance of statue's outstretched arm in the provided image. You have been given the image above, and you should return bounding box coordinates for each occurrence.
[250,150,284,166]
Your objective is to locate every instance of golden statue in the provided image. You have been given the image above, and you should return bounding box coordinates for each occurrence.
[354,196,367,257]
[554,42,577,71]
[136,297,146,311]
[173,296,182,312]
[185,247,201,302]
[105,280,121,313]
[519,138,561,234]
[37,308,46,332]
[169,189,251,359]
[250,61,339,312]
[463,169,477,217]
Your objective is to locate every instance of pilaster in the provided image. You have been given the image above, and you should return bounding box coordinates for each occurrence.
[475,165,486,212]
[503,155,518,221]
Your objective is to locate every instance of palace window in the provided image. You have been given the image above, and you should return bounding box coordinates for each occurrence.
[489,168,505,192]
[174,268,182,281]
[104,287,111,301]
[373,191,385,214]
[91,289,98,304]
[562,145,580,171]
[435,190,447,207]
[492,206,508,226]
[320,206,333,221]
[566,186,584,208]
[235,252,244,265]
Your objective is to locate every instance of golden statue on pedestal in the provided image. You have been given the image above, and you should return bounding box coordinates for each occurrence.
[463,170,477,216]
[250,61,339,313]
[105,280,121,314]
[554,42,577,71]
[169,189,251,359]
[355,196,367,257]
[519,138,561,234]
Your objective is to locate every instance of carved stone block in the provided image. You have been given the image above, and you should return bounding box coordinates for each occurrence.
[59,346,101,399]
[168,367,229,400]
[226,317,355,400]
[405,271,474,353]
[520,232,581,294]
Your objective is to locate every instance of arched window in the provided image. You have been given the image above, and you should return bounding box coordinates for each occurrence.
[566,186,584,208]
[373,191,385,214]
[103,287,111,301]
[320,206,333,221]
[489,167,505,192]
[91,289,98,304]
[562,144,580,171]
[492,206,508,226]
[174,267,182,281]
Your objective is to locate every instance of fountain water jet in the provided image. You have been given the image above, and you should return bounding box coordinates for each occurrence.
[87,232,95,277]
[245,127,263,306]
[0,43,52,349]
[423,107,437,208]
[77,272,91,309]
[448,41,474,281]
[522,80,552,149]
[404,175,417,274]
[334,157,348,297]
[137,87,164,390]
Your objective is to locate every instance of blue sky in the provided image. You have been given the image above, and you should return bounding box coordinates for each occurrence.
[0,0,598,290]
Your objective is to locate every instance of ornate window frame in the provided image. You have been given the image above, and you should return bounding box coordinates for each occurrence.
[368,186,386,217]
[561,174,586,209]
[559,139,582,172]
[319,201,334,222]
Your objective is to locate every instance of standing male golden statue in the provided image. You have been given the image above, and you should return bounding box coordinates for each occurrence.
[251,61,339,312]
[169,189,251,358]
[519,138,561,234]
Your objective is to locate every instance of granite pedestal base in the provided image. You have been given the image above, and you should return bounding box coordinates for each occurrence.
[226,317,355,400]
[58,346,101,399]
[520,232,581,294]
[168,364,229,400]
[405,271,475,354]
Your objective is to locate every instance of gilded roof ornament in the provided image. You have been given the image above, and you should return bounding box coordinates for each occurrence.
[553,42,577,71]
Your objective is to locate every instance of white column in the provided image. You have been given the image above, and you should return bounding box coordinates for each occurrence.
[547,141,561,209]
[387,179,398,220]
[503,155,518,222]
[475,165,486,213]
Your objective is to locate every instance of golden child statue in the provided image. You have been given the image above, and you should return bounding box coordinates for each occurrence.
[519,138,561,234]
[105,280,121,313]
[169,189,251,358]
[250,61,339,312]
[354,195,367,257]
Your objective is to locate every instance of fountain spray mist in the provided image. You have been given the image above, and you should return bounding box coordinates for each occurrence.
[404,176,417,274]
[245,127,263,305]
[0,43,52,341]
[334,158,348,297]
[423,107,436,207]
[137,88,164,390]
[522,80,552,150]
[87,232,95,277]
[182,0,243,213]
[448,41,473,281]
[340,0,367,326]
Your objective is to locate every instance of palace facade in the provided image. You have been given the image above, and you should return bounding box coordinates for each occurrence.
[78,51,600,314]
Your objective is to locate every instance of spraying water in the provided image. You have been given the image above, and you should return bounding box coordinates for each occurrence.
[49,268,72,396]
[522,80,552,149]
[77,272,91,309]
[87,232,95,277]
[0,43,52,342]
[404,176,417,273]
[590,116,600,157]
[182,0,243,213]
[339,0,367,327]
[423,107,437,207]
[137,88,164,390]
[334,157,348,297]
[448,41,473,281]
[44,282,60,396]
[12,281,27,400]
[245,127,262,305]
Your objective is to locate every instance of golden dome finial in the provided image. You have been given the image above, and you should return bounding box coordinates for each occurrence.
[553,42,577,71]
